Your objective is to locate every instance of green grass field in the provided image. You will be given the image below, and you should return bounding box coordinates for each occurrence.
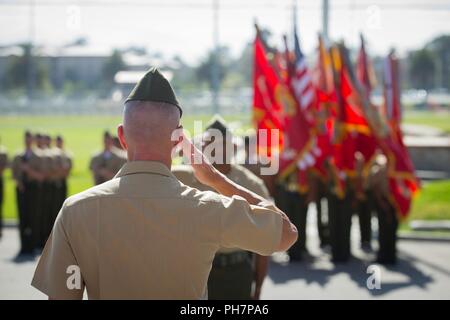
[1,113,449,223]
[0,114,252,220]
[407,180,450,221]
[404,112,450,134]
[399,180,450,231]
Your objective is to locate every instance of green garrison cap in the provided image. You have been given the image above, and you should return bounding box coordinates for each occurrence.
[205,115,231,137]
[125,67,182,117]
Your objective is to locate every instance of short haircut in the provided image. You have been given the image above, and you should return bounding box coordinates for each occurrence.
[123,100,180,149]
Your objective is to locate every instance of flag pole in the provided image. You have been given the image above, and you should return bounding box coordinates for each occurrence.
[211,0,220,115]
[322,0,329,43]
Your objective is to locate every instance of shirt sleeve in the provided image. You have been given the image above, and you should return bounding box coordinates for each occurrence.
[67,154,73,170]
[31,206,85,299]
[250,179,271,200]
[63,154,73,170]
[218,195,283,256]
[172,167,202,190]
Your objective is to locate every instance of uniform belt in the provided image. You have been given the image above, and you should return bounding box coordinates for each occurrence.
[212,251,251,268]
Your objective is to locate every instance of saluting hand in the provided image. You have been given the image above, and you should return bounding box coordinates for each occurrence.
[180,131,222,188]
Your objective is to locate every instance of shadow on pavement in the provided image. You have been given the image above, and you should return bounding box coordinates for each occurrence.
[348,252,434,296]
[268,253,338,287]
[268,250,434,296]
[398,250,450,277]
[11,253,37,264]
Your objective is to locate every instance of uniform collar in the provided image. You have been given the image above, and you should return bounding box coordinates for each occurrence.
[114,161,176,179]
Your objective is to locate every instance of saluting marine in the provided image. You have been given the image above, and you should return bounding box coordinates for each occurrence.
[32,67,297,299]
[173,117,271,300]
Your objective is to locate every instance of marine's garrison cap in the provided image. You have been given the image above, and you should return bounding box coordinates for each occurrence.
[205,115,230,137]
[125,67,182,117]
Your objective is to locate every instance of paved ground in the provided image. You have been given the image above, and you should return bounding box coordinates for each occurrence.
[1,211,450,300]
[262,228,450,299]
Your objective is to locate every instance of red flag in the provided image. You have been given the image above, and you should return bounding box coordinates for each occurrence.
[334,51,369,171]
[273,50,290,84]
[311,34,336,180]
[336,44,378,175]
[252,30,285,158]
[327,45,347,198]
[356,50,419,217]
[315,35,334,96]
[382,126,419,217]
[327,44,379,198]
[356,34,377,100]
[383,51,402,127]
[276,26,317,193]
[380,52,419,217]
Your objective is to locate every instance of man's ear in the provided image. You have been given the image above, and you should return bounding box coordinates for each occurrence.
[117,125,128,150]
[171,125,183,147]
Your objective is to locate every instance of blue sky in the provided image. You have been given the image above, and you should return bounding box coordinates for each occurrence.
[1,0,450,63]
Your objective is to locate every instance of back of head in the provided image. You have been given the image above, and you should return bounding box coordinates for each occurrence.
[35,133,44,148]
[122,100,180,162]
[24,130,33,147]
[121,67,182,164]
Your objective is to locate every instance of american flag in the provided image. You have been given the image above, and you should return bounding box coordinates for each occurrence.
[291,27,315,113]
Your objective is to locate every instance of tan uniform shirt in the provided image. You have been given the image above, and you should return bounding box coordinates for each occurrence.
[41,148,58,182]
[172,164,271,254]
[89,147,127,185]
[53,148,73,182]
[31,161,282,299]
[173,164,269,198]
[11,148,43,182]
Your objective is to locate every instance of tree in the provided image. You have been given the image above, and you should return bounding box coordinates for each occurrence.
[408,49,436,90]
[427,35,450,90]
[2,44,50,95]
[195,46,231,89]
[102,49,124,86]
[229,41,253,88]
[171,55,198,90]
